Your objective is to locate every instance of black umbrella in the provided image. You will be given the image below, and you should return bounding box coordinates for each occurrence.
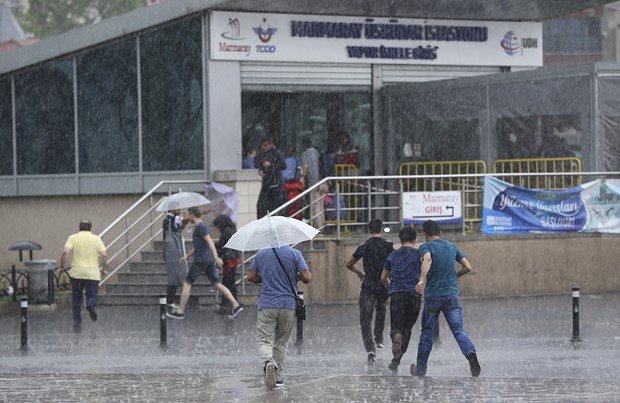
[9,240,42,262]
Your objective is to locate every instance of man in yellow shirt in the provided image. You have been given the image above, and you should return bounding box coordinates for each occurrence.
[59,220,108,331]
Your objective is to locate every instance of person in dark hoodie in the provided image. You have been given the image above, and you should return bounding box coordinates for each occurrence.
[213,214,240,304]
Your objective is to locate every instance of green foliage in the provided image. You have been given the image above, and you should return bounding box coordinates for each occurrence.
[14,0,145,40]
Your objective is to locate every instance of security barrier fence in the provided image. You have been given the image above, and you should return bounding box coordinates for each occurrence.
[493,157,582,189]
[288,157,592,236]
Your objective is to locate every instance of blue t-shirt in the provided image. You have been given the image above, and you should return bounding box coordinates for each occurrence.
[192,222,213,264]
[384,246,420,295]
[418,239,465,298]
[251,246,308,310]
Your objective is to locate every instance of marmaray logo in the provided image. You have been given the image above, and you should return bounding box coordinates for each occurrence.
[221,18,245,40]
[253,18,278,43]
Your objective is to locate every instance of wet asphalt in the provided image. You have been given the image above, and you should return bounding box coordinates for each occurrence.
[1,292,619,402]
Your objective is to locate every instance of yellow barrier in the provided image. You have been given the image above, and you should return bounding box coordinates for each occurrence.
[398,160,487,232]
[493,157,582,189]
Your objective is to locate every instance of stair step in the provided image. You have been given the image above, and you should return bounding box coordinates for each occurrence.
[98,292,259,306]
[117,272,246,283]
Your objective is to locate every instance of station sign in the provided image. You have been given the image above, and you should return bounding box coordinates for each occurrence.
[210,11,542,66]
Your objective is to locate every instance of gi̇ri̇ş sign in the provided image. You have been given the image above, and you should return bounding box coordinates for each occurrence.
[402,191,462,224]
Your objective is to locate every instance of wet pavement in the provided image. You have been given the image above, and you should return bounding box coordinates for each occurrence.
[1,293,620,402]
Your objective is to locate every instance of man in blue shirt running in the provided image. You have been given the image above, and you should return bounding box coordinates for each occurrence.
[412,220,481,378]
[381,226,421,373]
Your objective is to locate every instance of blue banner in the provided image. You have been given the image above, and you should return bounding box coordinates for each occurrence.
[482,177,620,234]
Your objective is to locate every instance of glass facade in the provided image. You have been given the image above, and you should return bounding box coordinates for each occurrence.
[242,91,373,174]
[77,38,139,173]
[141,17,203,172]
[15,59,75,175]
[0,78,11,176]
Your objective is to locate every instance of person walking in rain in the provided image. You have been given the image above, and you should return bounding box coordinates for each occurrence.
[59,220,108,332]
[166,207,243,320]
[256,137,286,219]
[381,226,422,373]
[162,207,187,310]
[247,245,312,390]
[213,214,240,307]
[412,220,481,378]
[345,219,394,365]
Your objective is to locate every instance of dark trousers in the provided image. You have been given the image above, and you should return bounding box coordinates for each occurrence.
[389,292,422,362]
[222,271,237,306]
[71,278,99,325]
[166,285,177,305]
[359,288,388,353]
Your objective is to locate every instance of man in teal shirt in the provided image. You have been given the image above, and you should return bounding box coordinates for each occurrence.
[412,220,481,378]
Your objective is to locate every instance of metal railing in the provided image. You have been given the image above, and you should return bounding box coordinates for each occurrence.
[99,180,209,286]
[95,170,618,295]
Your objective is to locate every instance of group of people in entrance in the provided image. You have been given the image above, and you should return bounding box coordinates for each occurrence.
[248,132,360,224]
[346,219,480,378]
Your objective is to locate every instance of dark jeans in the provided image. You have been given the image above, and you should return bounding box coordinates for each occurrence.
[389,292,422,362]
[222,271,237,305]
[359,288,388,353]
[257,184,286,219]
[416,295,476,375]
[71,278,99,325]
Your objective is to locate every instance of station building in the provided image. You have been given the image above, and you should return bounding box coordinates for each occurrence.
[0,0,614,265]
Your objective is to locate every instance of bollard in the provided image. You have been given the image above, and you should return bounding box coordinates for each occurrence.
[159,295,167,348]
[572,287,581,343]
[11,265,17,302]
[20,297,28,351]
[295,291,304,346]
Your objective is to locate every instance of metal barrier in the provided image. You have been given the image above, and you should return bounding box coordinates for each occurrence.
[399,161,487,232]
[99,180,209,286]
[493,157,582,189]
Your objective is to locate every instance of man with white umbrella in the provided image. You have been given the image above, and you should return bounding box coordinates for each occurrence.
[226,215,318,390]
[166,206,243,320]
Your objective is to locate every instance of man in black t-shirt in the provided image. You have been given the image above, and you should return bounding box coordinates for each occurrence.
[345,219,394,365]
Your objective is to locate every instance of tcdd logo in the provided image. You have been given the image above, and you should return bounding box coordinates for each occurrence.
[253,18,278,43]
[256,45,276,53]
[500,31,520,55]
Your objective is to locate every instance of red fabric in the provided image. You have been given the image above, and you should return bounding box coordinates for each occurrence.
[223,257,240,276]
[283,180,304,219]
[336,151,360,168]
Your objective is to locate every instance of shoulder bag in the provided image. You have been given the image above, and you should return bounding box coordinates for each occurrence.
[271,248,306,320]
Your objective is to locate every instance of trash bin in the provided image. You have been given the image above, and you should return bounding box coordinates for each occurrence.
[24,259,55,305]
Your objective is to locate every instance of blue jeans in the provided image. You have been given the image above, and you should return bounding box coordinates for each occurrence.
[416,295,476,375]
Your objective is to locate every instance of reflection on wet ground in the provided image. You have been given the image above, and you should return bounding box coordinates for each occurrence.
[1,293,619,401]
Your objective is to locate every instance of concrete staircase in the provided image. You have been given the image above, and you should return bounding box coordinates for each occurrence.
[99,240,260,307]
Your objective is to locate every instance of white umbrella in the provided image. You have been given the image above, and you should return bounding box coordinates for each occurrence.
[156,191,211,212]
[224,215,319,252]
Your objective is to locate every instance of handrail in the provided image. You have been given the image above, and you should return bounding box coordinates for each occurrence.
[98,179,210,288]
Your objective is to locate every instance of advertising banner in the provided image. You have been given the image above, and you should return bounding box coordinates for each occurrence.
[210,11,542,66]
[402,191,462,224]
[482,176,620,234]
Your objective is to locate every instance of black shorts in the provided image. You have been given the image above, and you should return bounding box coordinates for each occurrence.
[185,260,220,285]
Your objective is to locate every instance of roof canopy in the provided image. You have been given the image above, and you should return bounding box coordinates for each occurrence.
[210,0,616,21]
